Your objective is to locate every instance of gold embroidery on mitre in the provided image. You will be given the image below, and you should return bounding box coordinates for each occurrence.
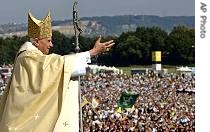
[28,10,52,39]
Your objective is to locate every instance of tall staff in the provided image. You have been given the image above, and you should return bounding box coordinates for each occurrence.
[72,1,84,132]
[73,1,83,53]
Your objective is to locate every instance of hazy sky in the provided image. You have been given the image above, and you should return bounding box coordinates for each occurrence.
[0,0,195,25]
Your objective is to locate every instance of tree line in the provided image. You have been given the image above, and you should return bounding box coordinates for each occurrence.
[0,25,195,66]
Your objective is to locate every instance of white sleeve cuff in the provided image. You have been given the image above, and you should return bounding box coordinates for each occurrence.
[71,51,91,77]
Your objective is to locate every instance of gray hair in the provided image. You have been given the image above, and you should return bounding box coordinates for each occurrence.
[29,38,36,46]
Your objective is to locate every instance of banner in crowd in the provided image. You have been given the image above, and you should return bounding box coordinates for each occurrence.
[117,91,139,109]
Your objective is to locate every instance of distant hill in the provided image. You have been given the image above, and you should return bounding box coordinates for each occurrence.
[0,15,195,38]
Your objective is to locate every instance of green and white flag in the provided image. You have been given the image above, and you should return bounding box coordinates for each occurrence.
[117,91,139,109]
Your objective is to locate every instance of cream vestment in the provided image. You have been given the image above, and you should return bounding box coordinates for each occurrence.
[0,42,90,132]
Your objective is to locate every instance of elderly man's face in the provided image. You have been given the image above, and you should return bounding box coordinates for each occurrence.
[35,37,53,54]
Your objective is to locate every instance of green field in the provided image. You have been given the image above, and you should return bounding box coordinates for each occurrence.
[117,65,178,75]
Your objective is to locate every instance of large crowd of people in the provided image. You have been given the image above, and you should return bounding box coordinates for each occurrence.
[80,71,195,131]
[0,64,13,95]
[0,64,195,131]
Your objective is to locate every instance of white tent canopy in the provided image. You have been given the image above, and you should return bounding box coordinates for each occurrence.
[88,65,122,74]
[176,66,192,72]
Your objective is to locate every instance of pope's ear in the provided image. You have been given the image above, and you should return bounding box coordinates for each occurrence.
[34,38,39,46]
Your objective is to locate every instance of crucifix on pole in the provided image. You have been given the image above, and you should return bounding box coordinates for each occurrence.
[72,1,84,132]
[73,1,83,53]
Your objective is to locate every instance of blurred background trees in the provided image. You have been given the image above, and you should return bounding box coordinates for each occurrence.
[0,25,195,66]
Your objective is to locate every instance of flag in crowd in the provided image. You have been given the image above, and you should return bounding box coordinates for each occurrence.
[81,96,89,107]
[91,97,100,108]
[117,91,139,109]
